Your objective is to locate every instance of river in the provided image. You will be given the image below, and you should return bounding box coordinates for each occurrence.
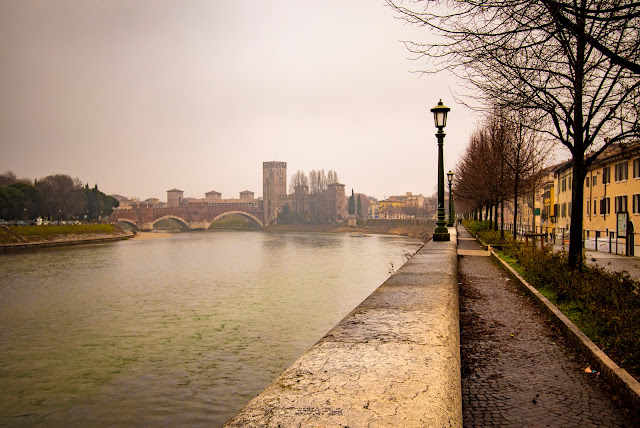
[0,230,421,426]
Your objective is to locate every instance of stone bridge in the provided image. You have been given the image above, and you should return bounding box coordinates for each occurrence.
[108,202,265,230]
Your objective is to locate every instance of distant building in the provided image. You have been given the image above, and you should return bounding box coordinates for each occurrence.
[328,182,347,221]
[239,190,255,202]
[167,189,184,208]
[263,161,287,224]
[377,192,426,219]
[110,194,133,210]
[205,190,222,203]
[583,141,640,244]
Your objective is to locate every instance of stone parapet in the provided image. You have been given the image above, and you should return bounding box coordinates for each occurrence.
[225,227,461,427]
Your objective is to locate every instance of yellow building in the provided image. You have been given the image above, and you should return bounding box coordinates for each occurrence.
[553,161,574,240]
[541,174,556,231]
[583,141,640,254]
[517,164,559,234]
[378,197,406,219]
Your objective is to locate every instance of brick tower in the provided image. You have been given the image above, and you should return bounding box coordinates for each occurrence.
[263,161,287,224]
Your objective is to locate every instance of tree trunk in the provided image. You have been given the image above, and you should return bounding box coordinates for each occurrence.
[500,199,505,240]
[513,174,519,240]
[568,5,587,271]
[488,202,493,229]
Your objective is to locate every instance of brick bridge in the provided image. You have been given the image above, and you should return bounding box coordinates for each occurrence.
[108,202,265,230]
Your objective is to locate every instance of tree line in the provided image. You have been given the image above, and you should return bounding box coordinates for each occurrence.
[279,169,344,224]
[454,109,550,240]
[388,0,640,269]
[0,171,119,222]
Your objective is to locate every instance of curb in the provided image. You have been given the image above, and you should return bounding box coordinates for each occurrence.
[488,249,640,412]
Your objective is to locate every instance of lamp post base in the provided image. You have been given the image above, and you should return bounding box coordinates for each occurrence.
[432,230,451,241]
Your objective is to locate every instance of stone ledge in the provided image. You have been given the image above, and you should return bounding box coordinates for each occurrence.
[225,228,461,427]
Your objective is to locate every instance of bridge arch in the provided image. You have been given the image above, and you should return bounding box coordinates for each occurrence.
[209,211,264,228]
[116,219,140,231]
[151,215,190,230]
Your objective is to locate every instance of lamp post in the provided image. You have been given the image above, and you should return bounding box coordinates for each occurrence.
[431,100,451,241]
[447,170,454,227]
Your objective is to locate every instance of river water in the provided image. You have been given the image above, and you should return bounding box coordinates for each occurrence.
[0,230,420,427]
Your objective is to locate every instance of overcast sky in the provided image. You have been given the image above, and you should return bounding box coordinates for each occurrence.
[1,0,480,201]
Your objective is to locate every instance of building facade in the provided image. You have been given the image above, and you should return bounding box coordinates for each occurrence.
[583,142,640,244]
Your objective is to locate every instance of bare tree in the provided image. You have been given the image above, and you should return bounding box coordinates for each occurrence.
[36,174,84,220]
[502,111,551,239]
[539,0,640,75]
[388,0,640,269]
[290,170,309,219]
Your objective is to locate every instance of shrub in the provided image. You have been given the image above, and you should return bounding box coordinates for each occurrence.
[507,244,640,378]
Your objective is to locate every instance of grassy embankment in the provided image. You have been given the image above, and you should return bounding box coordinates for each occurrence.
[0,224,127,245]
[465,220,640,382]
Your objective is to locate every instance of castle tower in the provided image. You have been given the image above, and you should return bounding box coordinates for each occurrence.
[327,182,347,221]
[263,161,287,224]
[167,188,184,207]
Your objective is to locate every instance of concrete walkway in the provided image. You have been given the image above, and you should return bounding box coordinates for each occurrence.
[225,229,461,427]
[458,226,638,427]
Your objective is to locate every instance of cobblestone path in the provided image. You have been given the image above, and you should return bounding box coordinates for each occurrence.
[458,227,639,427]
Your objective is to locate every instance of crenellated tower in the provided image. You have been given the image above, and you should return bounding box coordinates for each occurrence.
[263,161,287,224]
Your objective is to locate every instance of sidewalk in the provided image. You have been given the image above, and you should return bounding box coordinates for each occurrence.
[552,243,640,280]
[458,226,638,427]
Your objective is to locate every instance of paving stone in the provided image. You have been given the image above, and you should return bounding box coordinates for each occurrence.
[458,226,639,427]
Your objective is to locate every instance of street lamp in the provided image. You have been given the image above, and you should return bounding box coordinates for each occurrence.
[431,99,451,241]
[447,170,454,227]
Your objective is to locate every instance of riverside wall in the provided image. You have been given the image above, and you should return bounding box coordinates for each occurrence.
[225,227,461,427]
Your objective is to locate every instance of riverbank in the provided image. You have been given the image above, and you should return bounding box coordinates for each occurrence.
[268,220,434,242]
[0,224,133,250]
[131,231,174,240]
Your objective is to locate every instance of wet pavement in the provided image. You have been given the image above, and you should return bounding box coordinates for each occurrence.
[458,227,639,427]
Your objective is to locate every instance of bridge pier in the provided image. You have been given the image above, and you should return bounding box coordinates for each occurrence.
[139,222,155,231]
[188,222,209,230]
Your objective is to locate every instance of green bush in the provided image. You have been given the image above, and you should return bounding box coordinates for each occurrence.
[464,220,492,234]
[507,244,640,378]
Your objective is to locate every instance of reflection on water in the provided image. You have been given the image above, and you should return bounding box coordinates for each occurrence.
[0,230,420,426]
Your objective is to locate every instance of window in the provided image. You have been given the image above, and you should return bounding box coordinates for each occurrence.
[586,176,590,187]
[568,174,572,190]
[615,162,629,182]
[634,158,640,179]
[593,200,598,215]
[586,200,590,215]
[561,203,567,218]
[615,195,628,213]
[600,197,611,215]
[634,194,640,214]
[593,176,598,186]
[603,166,611,184]
[561,177,566,192]
[553,204,558,217]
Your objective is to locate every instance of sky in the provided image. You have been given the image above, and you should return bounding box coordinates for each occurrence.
[1,0,481,202]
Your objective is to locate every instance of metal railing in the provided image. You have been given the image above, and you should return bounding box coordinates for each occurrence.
[501,223,639,257]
